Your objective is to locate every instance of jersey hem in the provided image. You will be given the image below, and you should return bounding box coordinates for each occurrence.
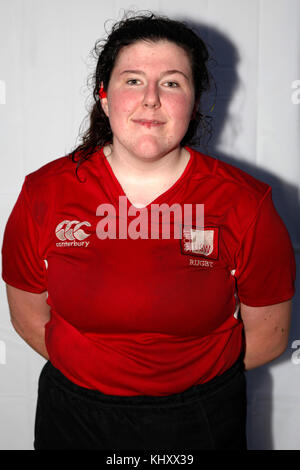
[238,289,295,307]
[1,274,47,294]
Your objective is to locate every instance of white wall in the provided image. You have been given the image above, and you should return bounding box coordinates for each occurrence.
[0,0,299,450]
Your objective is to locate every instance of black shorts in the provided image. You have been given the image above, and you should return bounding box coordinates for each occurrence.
[34,357,247,450]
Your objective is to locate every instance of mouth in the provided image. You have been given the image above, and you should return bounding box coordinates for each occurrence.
[132,119,165,128]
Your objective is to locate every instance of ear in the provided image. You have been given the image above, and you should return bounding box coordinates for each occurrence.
[101,97,109,118]
[99,81,109,117]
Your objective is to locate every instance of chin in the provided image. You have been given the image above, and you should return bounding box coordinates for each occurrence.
[133,139,173,160]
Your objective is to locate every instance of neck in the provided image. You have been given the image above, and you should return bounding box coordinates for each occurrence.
[103,143,189,184]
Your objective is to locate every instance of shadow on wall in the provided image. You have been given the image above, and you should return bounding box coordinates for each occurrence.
[180,18,300,450]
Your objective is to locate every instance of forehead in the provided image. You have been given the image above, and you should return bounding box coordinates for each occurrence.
[113,40,192,72]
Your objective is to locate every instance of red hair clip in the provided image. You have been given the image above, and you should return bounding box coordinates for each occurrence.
[99,85,107,99]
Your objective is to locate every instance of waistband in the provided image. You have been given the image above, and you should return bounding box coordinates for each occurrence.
[42,356,245,407]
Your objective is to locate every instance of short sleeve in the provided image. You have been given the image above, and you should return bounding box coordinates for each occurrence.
[234,189,296,307]
[1,178,47,293]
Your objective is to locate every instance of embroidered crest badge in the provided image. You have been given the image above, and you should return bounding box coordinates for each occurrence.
[180,226,219,259]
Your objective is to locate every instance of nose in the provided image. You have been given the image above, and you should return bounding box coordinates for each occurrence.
[142,84,161,109]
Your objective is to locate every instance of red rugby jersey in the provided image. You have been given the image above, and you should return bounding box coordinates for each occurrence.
[1,147,296,395]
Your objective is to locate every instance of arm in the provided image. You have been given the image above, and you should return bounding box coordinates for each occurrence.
[240,299,292,370]
[5,284,50,360]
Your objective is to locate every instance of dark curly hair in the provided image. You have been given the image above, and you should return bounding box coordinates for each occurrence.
[69,11,214,180]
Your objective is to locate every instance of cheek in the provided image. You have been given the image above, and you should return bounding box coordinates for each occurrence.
[165,94,193,121]
[109,89,138,116]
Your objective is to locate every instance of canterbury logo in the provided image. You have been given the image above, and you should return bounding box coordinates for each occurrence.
[55,220,91,241]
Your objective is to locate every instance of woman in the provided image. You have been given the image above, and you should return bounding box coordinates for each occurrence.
[1,12,296,450]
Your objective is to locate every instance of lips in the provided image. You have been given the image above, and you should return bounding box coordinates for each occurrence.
[132,119,165,128]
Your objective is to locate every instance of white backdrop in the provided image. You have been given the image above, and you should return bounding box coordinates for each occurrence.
[0,0,299,450]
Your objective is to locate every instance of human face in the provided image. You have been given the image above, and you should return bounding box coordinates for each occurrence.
[100,40,195,161]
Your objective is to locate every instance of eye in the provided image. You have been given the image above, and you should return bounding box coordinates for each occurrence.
[126,79,142,86]
[163,81,180,88]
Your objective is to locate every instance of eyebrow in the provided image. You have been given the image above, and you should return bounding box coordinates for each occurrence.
[120,69,190,80]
